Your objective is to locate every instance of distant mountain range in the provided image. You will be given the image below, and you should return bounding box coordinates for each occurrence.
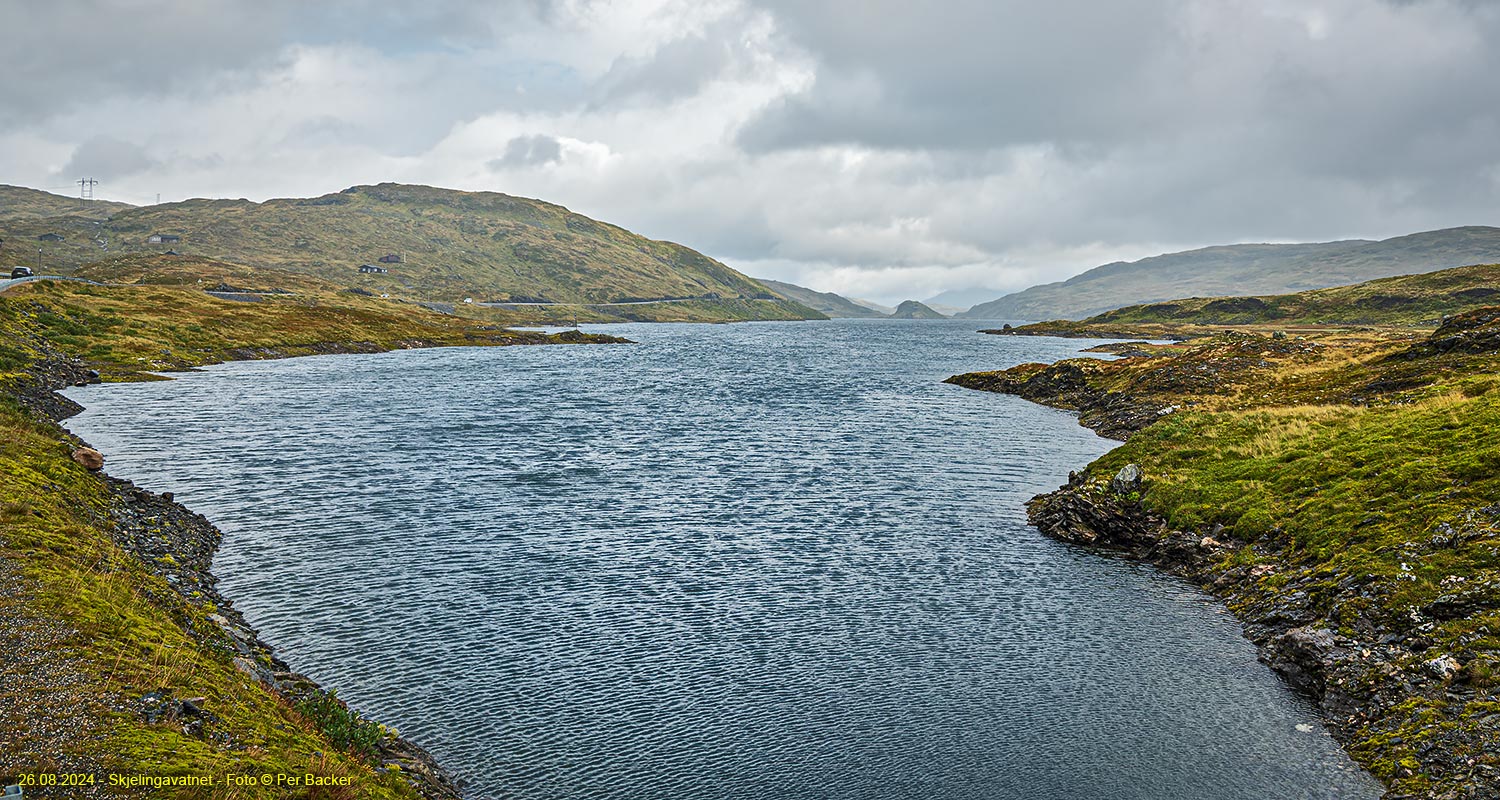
[758,278,887,318]
[923,287,998,310]
[1005,261,1500,339]
[850,298,895,315]
[961,226,1500,320]
[759,279,950,319]
[13,181,1493,327]
[0,183,821,322]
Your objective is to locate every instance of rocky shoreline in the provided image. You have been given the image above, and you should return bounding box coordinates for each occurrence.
[8,344,501,798]
[950,341,1499,800]
[1025,472,1499,799]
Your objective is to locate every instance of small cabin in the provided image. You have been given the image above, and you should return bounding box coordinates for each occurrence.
[146,233,182,244]
[377,253,402,264]
[38,233,64,242]
[358,264,388,274]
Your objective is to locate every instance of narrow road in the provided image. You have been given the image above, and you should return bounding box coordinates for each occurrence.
[0,275,109,292]
[477,297,745,309]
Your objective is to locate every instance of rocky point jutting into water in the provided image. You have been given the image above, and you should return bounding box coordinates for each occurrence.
[948,285,1500,799]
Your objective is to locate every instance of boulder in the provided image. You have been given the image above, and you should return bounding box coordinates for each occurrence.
[1267,625,1341,698]
[72,447,104,471]
[1424,655,1462,681]
[1111,463,1143,494]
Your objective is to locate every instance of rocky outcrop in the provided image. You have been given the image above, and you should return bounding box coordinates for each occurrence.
[944,361,1167,439]
[948,332,1329,439]
[104,474,463,798]
[1024,470,1498,800]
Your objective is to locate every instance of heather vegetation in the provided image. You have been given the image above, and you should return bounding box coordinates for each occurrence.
[950,271,1500,797]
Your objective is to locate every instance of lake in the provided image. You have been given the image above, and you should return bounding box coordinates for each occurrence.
[63,319,1380,799]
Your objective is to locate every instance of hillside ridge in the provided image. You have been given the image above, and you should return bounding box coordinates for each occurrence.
[0,183,820,322]
[962,226,1500,321]
[994,261,1500,340]
[758,278,887,318]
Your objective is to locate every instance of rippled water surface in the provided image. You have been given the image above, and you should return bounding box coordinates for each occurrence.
[65,320,1380,799]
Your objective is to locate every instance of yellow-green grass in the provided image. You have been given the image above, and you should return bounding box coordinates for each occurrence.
[0,397,421,798]
[0,183,822,321]
[2,272,609,381]
[1085,389,1500,789]
[1002,262,1500,339]
[954,315,1500,794]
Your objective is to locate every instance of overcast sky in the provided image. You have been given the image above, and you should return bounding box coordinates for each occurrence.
[3,0,1498,305]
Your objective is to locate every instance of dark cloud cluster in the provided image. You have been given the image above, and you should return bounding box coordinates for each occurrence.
[59,136,157,182]
[742,0,1500,246]
[490,134,563,170]
[2,0,1497,302]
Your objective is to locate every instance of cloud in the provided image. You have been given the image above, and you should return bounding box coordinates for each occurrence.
[489,135,564,170]
[58,136,158,182]
[3,0,1499,304]
[0,1,292,125]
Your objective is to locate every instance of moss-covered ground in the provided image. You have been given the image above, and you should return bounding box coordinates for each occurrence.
[951,306,1500,797]
[1,395,423,799]
[0,259,630,797]
[2,256,628,381]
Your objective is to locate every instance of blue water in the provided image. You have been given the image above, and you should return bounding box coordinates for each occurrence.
[63,320,1380,799]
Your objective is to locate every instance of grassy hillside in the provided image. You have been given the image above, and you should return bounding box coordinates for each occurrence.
[1000,262,1500,340]
[758,278,886,318]
[948,305,1500,797]
[2,255,626,381]
[961,226,1500,321]
[0,184,132,224]
[0,183,820,322]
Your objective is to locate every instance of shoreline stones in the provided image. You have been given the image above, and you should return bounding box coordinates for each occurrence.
[71,446,104,470]
[1019,437,1494,800]
[14,337,466,800]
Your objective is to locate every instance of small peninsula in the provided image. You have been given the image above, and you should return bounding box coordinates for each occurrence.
[948,263,1500,799]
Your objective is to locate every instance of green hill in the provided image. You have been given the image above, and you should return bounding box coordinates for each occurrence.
[758,278,886,318]
[1005,262,1500,338]
[961,227,1500,321]
[0,183,820,322]
[0,185,132,224]
[889,300,947,319]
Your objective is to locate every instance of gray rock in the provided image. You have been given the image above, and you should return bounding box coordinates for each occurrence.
[1111,463,1143,494]
[1267,625,1341,698]
[1424,655,1462,681]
